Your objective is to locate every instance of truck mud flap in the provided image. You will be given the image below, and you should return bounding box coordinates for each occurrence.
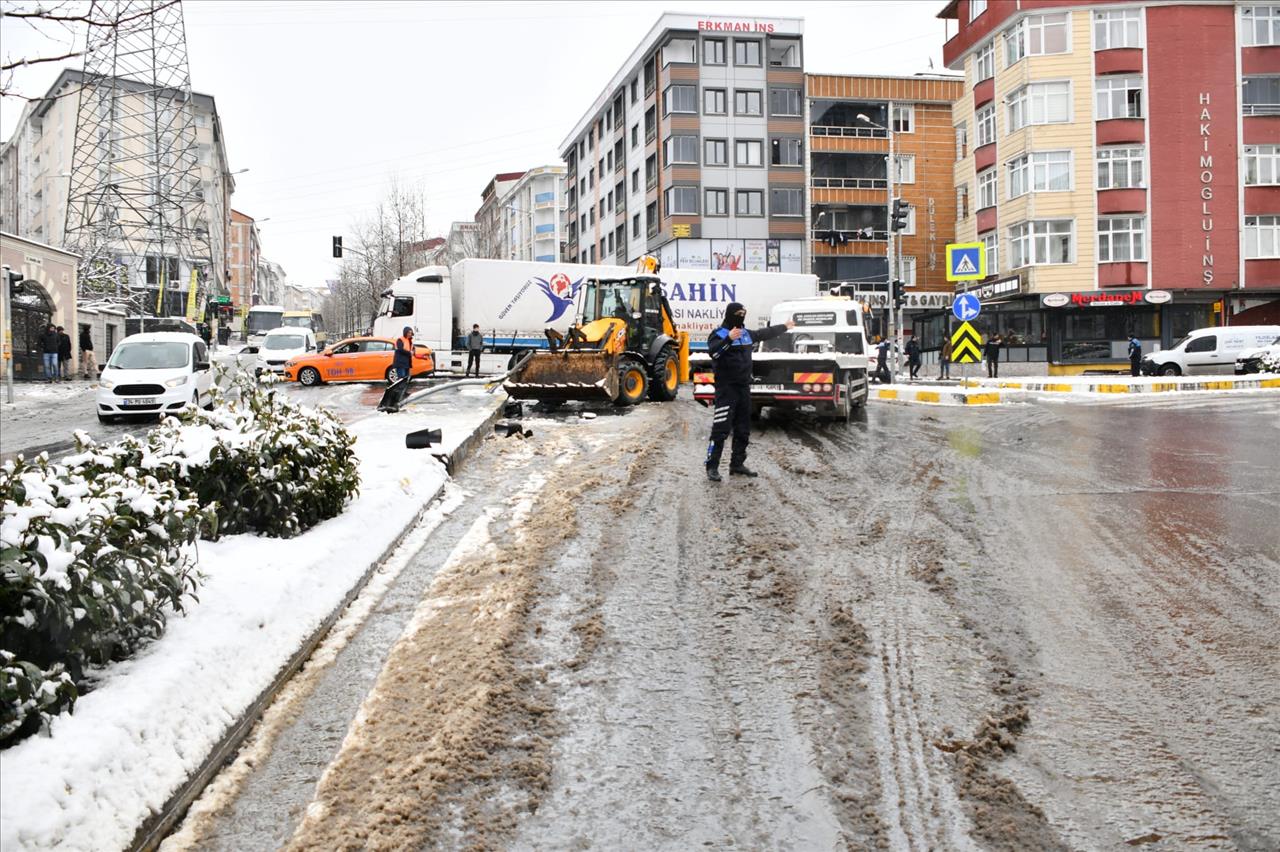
[503,351,618,402]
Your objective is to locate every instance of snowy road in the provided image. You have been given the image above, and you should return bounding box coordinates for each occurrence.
[165,393,1280,851]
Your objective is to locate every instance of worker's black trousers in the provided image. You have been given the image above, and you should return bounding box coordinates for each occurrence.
[706,381,751,469]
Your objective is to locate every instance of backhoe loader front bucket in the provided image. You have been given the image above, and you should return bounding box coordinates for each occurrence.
[503,351,619,402]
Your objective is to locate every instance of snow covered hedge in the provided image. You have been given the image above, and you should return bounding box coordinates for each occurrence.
[0,453,210,746]
[1,377,360,746]
[1262,349,1280,373]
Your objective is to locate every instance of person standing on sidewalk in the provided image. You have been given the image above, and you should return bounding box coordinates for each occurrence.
[41,324,60,382]
[56,326,73,380]
[985,334,1002,379]
[1127,334,1142,377]
[938,337,953,380]
[79,326,97,380]
[465,324,484,377]
[905,336,921,380]
[704,302,792,481]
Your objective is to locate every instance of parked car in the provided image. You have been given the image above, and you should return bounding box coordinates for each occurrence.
[1234,335,1280,374]
[249,327,318,375]
[282,336,434,386]
[96,332,213,423]
[1141,325,1280,376]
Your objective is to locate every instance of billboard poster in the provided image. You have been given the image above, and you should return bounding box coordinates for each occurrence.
[744,239,767,272]
[711,239,745,270]
[678,239,711,270]
[780,240,803,274]
[659,241,678,271]
[766,239,781,272]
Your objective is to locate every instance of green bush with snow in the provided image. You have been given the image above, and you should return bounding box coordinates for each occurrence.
[1,376,361,745]
[1261,348,1280,374]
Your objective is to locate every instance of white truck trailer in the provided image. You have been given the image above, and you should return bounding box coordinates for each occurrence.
[371,259,815,374]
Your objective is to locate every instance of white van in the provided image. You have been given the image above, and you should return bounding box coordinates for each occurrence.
[1142,325,1280,376]
[1234,335,1280,374]
[248,327,318,375]
[96,332,213,422]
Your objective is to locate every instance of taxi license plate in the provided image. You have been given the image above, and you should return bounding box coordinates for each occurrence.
[123,397,157,406]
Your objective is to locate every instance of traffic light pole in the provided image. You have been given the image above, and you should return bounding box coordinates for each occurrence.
[885,114,897,382]
[2,265,15,404]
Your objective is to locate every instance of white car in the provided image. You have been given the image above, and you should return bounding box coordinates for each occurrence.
[96,332,214,423]
[1234,335,1280,374]
[251,327,318,375]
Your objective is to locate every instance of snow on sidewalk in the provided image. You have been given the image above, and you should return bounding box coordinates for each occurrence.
[871,372,1280,406]
[0,392,504,852]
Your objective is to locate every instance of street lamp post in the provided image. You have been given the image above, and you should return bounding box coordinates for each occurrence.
[857,109,902,381]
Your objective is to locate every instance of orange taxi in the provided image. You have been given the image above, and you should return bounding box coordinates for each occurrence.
[283,336,434,386]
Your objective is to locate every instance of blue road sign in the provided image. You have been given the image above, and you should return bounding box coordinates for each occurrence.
[952,293,981,322]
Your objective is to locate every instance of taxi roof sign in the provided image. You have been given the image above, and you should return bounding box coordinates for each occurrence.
[946,243,985,282]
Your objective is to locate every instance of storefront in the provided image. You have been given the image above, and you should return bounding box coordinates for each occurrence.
[1,232,79,381]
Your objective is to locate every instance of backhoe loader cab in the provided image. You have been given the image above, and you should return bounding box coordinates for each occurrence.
[504,274,689,406]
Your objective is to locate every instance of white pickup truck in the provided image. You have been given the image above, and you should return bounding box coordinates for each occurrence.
[690,296,870,421]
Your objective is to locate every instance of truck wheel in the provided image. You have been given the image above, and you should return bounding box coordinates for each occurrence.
[647,344,679,401]
[616,357,648,406]
[842,375,857,423]
[299,367,322,386]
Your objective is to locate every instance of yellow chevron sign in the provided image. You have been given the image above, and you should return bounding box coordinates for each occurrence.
[950,322,983,364]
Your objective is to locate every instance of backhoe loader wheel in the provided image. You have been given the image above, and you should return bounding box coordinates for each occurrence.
[616,357,648,406]
[647,344,679,402]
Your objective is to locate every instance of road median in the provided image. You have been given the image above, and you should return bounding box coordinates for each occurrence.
[871,373,1280,406]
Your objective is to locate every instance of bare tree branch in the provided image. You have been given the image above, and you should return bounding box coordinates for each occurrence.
[1,50,84,72]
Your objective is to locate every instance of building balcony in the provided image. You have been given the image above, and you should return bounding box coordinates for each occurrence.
[810,125,887,139]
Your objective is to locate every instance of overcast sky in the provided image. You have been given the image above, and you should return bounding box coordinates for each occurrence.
[1,0,954,286]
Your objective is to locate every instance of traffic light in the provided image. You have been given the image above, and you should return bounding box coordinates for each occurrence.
[890,198,910,232]
[5,268,23,295]
[332,235,343,258]
[892,279,906,309]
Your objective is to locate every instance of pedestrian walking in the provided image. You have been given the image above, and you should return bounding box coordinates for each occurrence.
[905,336,921,380]
[1128,334,1143,377]
[41,324,60,382]
[874,337,890,384]
[79,326,97,380]
[985,334,1002,379]
[56,326,73,380]
[465,324,484,377]
[939,336,953,380]
[392,325,429,381]
[704,302,792,481]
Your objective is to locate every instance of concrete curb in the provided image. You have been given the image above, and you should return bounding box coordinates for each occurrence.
[875,387,1004,406]
[872,374,1280,406]
[129,396,506,852]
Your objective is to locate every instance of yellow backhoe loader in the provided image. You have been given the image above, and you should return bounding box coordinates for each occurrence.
[504,265,689,406]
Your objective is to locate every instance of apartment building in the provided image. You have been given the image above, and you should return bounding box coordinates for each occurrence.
[807,73,965,299]
[474,166,567,262]
[561,12,808,273]
[228,209,260,309]
[0,69,236,306]
[940,0,1278,371]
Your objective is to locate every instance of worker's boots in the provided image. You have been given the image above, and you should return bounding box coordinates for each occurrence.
[729,465,758,478]
[706,465,722,482]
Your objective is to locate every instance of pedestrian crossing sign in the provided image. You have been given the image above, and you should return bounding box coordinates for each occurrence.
[946,243,985,282]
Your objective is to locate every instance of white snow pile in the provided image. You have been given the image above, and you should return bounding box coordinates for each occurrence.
[0,391,502,851]
[1261,348,1280,374]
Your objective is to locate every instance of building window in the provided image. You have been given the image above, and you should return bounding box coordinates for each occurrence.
[704,88,727,115]
[1007,81,1071,131]
[664,134,698,165]
[734,89,763,116]
[974,41,995,83]
[705,188,729,216]
[600,198,607,217]
[898,256,918,285]
[631,124,639,148]
[664,84,697,115]
[957,183,970,219]
[704,38,727,65]
[955,122,968,160]
[1245,215,1280,257]
[1007,151,1072,196]
[1094,9,1143,49]
[895,154,915,184]
[1005,13,1069,65]
[1097,146,1145,189]
[768,38,801,67]
[735,189,764,216]
[663,37,696,65]
[630,77,638,103]
[770,88,802,117]
[704,138,728,166]
[770,188,803,216]
[645,154,656,187]
[982,232,999,275]
[1246,145,1280,185]
[771,137,803,166]
[607,232,615,255]
[607,150,613,172]
[1242,6,1280,46]
[1009,219,1074,266]
[1243,77,1280,116]
[633,213,641,237]
[892,104,914,134]
[978,168,998,209]
[734,39,761,66]
[588,167,594,188]
[1097,216,1147,262]
[976,104,996,147]
[631,168,640,193]
[1095,75,1143,120]
[665,185,698,216]
[647,201,658,236]
[971,0,988,20]
[736,139,763,166]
